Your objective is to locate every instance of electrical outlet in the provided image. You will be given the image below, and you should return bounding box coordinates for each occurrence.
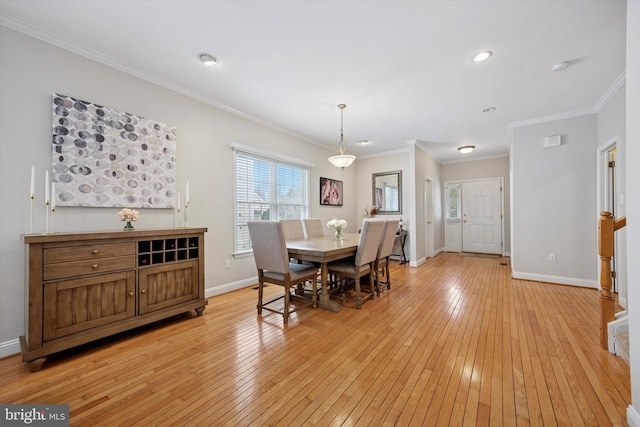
[224,259,230,269]
[548,253,557,262]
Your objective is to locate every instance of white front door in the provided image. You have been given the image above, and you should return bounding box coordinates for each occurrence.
[462,179,502,254]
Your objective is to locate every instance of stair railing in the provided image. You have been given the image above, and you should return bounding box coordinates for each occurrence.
[598,211,627,350]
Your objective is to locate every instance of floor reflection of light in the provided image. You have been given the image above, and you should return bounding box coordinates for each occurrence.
[230,316,286,403]
[445,281,466,319]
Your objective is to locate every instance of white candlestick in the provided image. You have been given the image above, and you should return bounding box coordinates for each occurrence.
[45,171,50,203]
[51,182,56,210]
[177,191,181,212]
[30,165,35,199]
[185,181,190,207]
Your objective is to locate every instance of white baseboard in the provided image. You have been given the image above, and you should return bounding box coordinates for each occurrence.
[410,257,427,268]
[511,271,598,288]
[205,276,257,299]
[628,405,640,427]
[0,338,21,358]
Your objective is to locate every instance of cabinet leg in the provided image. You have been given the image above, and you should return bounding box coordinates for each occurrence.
[25,357,47,372]
[195,306,206,317]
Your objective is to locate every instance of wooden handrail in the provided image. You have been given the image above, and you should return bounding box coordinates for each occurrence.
[598,211,627,350]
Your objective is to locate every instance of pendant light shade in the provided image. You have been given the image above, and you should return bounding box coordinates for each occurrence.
[328,104,356,169]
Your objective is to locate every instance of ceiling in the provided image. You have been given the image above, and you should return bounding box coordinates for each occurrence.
[0,0,627,163]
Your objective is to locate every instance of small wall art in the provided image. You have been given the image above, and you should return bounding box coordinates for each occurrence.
[51,93,176,208]
[320,177,343,206]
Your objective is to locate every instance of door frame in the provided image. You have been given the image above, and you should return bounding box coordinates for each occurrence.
[424,176,434,258]
[597,136,626,306]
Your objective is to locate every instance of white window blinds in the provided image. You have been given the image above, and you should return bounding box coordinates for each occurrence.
[234,146,309,252]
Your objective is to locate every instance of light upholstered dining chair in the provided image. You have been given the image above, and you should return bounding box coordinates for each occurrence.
[327,219,385,309]
[247,221,319,323]
[280,219,305,241]
[375,219,400,295]
[302,218,324,238]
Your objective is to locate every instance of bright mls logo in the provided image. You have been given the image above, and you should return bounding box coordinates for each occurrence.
[1,404,69,426]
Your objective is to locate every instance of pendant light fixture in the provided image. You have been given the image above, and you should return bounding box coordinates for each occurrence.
[328,104,356,170]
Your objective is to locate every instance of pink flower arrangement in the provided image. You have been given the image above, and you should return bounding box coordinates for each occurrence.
[118,208,139,222]
[364,205,378,217]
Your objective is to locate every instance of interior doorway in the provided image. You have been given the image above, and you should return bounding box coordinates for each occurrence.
[424,176,434,258]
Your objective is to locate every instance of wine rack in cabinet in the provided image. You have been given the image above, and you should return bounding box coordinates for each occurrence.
[21,228,207,371]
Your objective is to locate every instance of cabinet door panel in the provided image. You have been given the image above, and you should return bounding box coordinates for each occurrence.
[139,261,198,314]
[43,271,135,341]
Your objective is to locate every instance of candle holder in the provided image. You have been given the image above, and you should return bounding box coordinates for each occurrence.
[175,206,181,228]
[50,206,56,234]
[45,200,50,234]
[184,204,190,228]
[29,195,34,234]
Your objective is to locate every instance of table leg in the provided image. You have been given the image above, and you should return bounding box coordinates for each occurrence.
[317,263,342,312]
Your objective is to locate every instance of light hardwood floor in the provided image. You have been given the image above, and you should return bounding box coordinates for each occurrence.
[0,253,630,426]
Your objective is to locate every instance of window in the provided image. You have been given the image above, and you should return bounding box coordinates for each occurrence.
[446,183,461,220]
[234,145,310,252]
[384,184,399,211]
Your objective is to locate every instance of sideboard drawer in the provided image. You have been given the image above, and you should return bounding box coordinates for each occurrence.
[44,242,135,264]
[44,255,136,281]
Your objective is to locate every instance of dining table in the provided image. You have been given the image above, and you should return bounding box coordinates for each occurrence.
[286,233,360,312]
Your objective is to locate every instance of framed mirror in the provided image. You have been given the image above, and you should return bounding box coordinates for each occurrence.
[372,170,402,214]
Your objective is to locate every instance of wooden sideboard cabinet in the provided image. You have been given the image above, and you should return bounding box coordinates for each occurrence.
[21,228,208,371]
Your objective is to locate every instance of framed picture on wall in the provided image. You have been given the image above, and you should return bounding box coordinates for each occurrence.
[320,177,343,206]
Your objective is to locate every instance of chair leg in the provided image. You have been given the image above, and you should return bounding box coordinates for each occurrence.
[368,267,376,300]
[354,278,362,309]
[257,280,264,314]
[385,262,391,289]
[283,286,290,323]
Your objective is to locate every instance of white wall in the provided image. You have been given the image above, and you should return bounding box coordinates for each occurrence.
[355,151,409,228]
[355,151,412,261]
[0,26,358,354]
[511,114,598,288]
[413,143,442,264]
[625,0,640,423]
[441,156,511,254]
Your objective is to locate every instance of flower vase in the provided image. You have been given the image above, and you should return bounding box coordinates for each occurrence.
[335,228,343,241]
[124,221,134,231]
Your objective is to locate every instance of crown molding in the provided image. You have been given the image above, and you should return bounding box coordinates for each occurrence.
[509,108,596,129]
[593,70,626,112]
[0,17,326,150]
[357,147,410,160]
[442,153,509,165]
[413,139,441,160]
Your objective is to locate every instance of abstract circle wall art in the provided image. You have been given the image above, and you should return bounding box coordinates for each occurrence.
[51,93,177,208]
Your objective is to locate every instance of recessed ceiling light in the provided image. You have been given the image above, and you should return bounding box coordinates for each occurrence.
[472,51,492,63]
[483,107,496,113]
[358,140,370,145]
[198,53,219,66]
[552,61,570,72]
[458,145,475,154]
